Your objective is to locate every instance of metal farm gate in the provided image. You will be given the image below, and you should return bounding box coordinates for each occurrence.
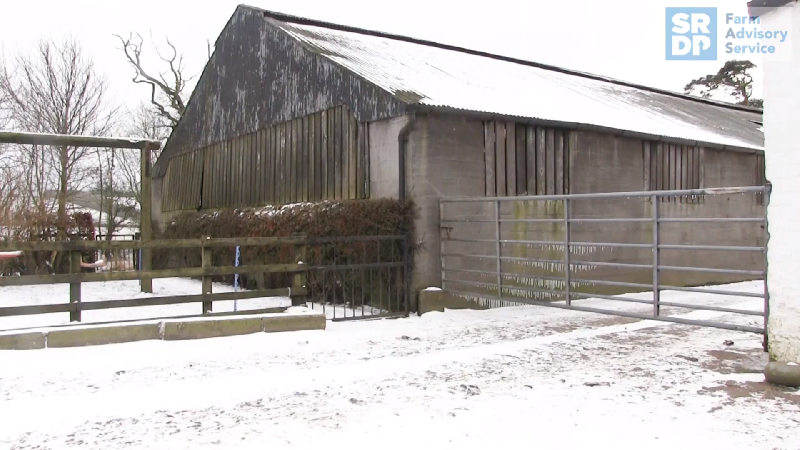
[439,186,769,345]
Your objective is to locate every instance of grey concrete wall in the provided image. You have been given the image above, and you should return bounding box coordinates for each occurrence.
[368,116,406,199]
[405,114,487,292]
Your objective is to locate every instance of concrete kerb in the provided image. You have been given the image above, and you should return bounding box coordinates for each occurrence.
[0,312,326,350]
[47,322,162,348]
[764,361,800,388]
[0,331,46,350]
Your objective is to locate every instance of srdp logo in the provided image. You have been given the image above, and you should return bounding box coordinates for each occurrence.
[666,7,718,60]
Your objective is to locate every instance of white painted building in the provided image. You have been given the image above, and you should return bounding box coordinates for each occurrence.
[750,0,800,362]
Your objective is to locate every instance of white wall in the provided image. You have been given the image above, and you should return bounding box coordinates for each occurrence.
[763,3,800,362]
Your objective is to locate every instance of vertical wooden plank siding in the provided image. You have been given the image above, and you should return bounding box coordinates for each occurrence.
[321,109,329,200]
[288,118,295,203]
[341,112,351,200]
[554,131,564,195]
[566,131,575,194]
[545,129,555,195]
[357,122,365,199]
[251,132,258,206]
[526,126,536,195]
[309,114,317,201]
[208,145,216,209]
[515,125,526,194]
[230,139,238,207]
[643,141,651,191]
[267,126,275,205]
[242,134,250,206]
[348,114,358,199]
[536,128,546,195]
[495,121,507,197]
[505,121,517,197]
[334,106,343,200]
[698,147,705,189]
[315,112,323,200]
[259,129,267,206]
[275,122,283,205]
[302,116,309,202]
[363,124,370,199]
[676,144,684,192]
[161,106,373,211]
[484,122,496,197]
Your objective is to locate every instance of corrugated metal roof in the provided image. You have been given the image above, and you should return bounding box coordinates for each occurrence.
[252,7,764,151]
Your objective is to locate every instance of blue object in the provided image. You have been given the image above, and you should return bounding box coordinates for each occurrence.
[233,246,241,311]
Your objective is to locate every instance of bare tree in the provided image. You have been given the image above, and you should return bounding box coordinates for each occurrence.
[115,32,198,132]
[94,147,130,240]
[111,102,169,221]
[0,37,119,255]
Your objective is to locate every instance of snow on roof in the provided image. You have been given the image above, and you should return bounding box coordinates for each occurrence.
[254,7,764,151]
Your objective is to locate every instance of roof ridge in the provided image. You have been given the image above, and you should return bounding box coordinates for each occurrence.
[241,4,762,114]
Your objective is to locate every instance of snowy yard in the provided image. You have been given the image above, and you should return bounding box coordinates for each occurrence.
[0,280,798,449]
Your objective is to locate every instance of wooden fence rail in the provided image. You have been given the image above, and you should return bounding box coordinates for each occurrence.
[0,236,309,322]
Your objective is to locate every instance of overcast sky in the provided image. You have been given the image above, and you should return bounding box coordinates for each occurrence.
[1,0,761,115]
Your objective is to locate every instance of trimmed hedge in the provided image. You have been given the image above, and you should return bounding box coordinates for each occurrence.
[154,199,416,311]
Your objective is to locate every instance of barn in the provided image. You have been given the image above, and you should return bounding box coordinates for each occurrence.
[154,5,766,296]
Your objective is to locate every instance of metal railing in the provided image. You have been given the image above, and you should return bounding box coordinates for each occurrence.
[440,186,768,342]
[306,235,411,321]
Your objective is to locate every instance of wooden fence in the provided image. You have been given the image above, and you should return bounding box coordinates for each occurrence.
[0,234,411,323]
[0,236,309,322]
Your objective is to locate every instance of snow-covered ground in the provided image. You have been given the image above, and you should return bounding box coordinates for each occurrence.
[0,278,385,331]
[0,280,798,449]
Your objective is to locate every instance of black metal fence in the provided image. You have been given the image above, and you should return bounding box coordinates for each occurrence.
[305,235,410,321]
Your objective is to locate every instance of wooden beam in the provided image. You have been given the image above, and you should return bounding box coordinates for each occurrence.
[140,143,153,293]
[0,236,308,252]
[0,288,304,317]
[0,263,308,287]
[0,131,161,150]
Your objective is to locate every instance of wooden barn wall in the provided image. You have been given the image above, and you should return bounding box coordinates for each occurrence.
[155,6,406,179]
[483,121,570,197]
[161,105,368,212]
[642,141,704,204]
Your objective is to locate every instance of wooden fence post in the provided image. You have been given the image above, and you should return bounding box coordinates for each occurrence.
[69,251,82,322]
[140,143,153,293]
[202,236,213,314]
[291,233,308,306]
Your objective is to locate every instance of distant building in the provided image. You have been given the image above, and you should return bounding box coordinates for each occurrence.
[155,5,766,292]
[44,190,139,236]
[748,0,799,362]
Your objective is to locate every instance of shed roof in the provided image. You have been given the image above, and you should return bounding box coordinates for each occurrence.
[248,6,763,151]
[748,0,796,17]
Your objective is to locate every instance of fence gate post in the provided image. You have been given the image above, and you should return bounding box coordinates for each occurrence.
[495,200,502,302]
[69,250,82,322]
[763,184,770,352]
[139,143,153,293]
[563,198,571,305]
[201,236,213,314]
[652,194,661,317]
[291,233,308,307]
